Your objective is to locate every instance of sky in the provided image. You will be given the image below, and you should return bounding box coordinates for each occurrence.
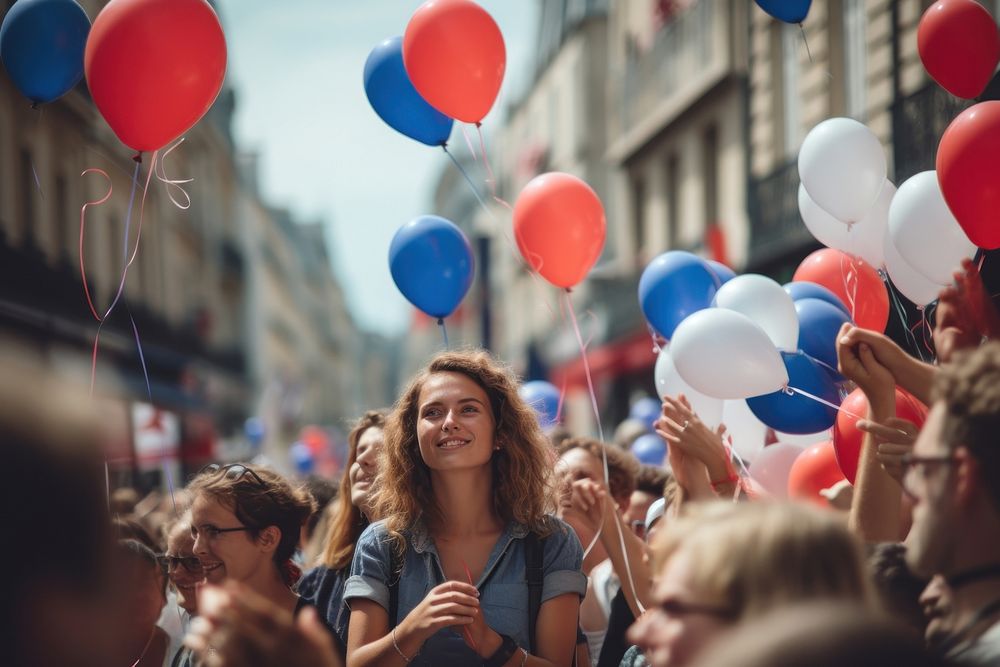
[214,0,538,335]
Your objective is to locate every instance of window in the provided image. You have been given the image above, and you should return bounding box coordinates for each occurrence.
[702,125,718,230]
[844,0,867,120]
[19,148,35,246]
[666,153,680,248]
[632,175,646,262]
[781,24,803,157]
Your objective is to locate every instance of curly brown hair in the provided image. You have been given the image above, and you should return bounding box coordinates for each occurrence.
[556,437,640,506]
[933,342,1000,510]
[320,410,387,570]
[188,465,315,586]
[373,350,556,557]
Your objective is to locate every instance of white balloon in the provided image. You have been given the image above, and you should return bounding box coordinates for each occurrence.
[888,171,977,285]
[714,274,799,350]
[798,118,887,224]
[722,399,768,464]
[883,231,942,306]
[798,181,895,269]
[774,429,831,447]
[671,309,789,400]
[655,345,724,428]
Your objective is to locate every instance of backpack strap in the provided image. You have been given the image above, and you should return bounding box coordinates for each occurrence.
[525,532,544,654]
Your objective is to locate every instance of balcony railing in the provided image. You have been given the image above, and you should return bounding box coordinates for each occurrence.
[611,0,732,153]
[747,159,817,269]
[892,83,970,184]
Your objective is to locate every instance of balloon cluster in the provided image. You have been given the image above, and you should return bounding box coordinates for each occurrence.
[0,0,227,153]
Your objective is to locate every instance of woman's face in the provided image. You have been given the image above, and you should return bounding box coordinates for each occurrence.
[349,426,384,516]
[166,528,202,614]
[416,372,496,472]
[190,494,271,586]
[627,550,733,667]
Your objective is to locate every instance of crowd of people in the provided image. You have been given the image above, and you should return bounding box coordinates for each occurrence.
[6,259,1000,667]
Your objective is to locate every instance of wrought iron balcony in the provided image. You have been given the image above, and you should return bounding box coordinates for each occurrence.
[747,159,817,269]
[892,82,970,184]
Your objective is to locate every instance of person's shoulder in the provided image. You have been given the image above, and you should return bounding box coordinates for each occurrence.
[538,514,579,542]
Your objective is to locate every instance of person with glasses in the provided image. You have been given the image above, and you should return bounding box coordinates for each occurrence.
[297,410,388,656]
[901,343,1000,665]
[158,516,201,667]
[626,502,876,667]
[345,350,586,667]
[181,463,317,665]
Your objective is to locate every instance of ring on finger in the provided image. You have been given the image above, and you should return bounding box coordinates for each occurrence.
[681,420,690,432]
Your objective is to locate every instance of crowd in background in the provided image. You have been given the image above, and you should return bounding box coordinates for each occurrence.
[6,259,1000,667]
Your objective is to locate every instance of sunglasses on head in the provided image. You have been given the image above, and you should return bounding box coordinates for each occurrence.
[198,463,266,486]
[157,554,203,573]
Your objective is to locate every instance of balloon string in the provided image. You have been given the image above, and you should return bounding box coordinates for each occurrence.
[839,252,859,322]
[460,124,478,161]
[79,168,115,321]
[881,270,926,362]
[799,23,814,64]
[437,317,450,349]
[154,137,193,209]
[556,375,567,426]
[921,303,936,360]
[475,123,514,211]
[564,290,605,443]
[784,384,908,436]
[30,104,45,198]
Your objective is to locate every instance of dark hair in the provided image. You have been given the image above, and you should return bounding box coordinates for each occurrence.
[556,437,640,505]
[116,539,166,596]
[866,542,928,635]
[933,342,1000,510]
[635,464,671,497]
[112,516,160,553]
[321,411,387,570]
[303,474,338,541]
[188,465,315,586]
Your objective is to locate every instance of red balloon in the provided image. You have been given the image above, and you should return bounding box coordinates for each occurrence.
[918,0,1000,100]
[937,101,1000,249]
[788,440,845,506]
[403,0,505,124]
[833,388,928,484]
[793,249,889,332]
[85,0,227,152]
[513,172,606,289]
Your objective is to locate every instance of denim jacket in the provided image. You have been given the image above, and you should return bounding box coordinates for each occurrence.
[343,515,586,664]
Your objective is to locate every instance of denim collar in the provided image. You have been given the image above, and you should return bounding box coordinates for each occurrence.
[408,515,530,555]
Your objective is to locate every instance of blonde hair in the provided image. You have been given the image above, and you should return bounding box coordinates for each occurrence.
[320,410,387,570]
[374,350,556,556]
[652,502,876,618]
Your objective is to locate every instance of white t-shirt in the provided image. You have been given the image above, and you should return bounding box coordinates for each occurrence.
[948,619,1000,666]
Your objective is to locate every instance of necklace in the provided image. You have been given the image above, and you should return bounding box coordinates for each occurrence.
[129,627,157,667]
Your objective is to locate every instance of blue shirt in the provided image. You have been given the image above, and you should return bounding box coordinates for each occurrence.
[344,515,587,664]
[298,565,350,651]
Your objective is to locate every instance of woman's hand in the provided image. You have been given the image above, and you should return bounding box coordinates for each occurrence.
[655,395,733,497]
[857,417,920,485]
[837,324,897,408]
[397,580,480,646]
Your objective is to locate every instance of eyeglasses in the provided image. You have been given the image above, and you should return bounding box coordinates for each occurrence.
[630,520,647,540]
[901,453,958,498]
[157,554,204,574]
[198,463,267,487]
[190,524,253,541]
[658,598,735,620]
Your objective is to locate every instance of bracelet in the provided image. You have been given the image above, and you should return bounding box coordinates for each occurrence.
[483,633,519,667]
[391,627,413,663]
[519,647,529,666]
[710,470,739,491]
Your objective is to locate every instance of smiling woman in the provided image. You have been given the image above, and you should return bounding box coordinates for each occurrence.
[344,350,586,667]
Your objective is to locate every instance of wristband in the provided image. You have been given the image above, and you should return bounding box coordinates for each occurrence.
[483,633,519,667]
[710,470,739,490]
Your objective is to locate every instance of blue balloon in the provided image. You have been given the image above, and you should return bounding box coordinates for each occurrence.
[363,36,453,147]
[638,252,720,339]
[746,351,840,434]
[784,281,851,319]
[244,417,265,447]
[290,441,314,476]
[519,381,561,430]
[753,0,812,24]
[795,298,853,371]
[0,0,90,104]
[706,260,736,285]
[389,215,474,319]
[631,434,667,467]
[629,397,661,431]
